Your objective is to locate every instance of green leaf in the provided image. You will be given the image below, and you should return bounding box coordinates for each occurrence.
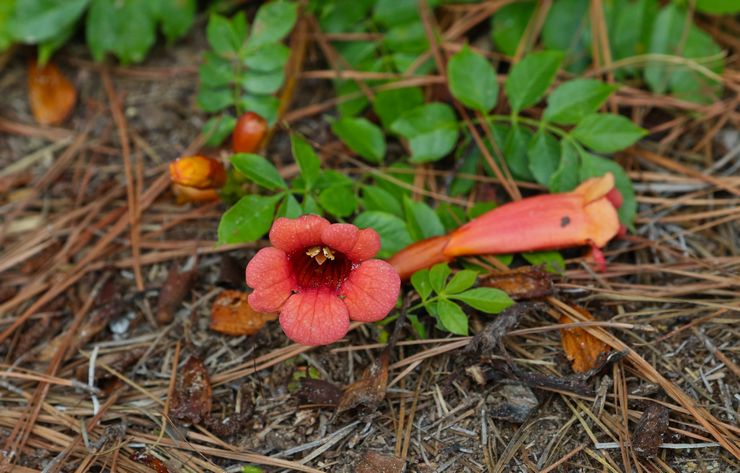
[504,125,534,181]
[197,87,233,112]
[87,0,156,63]
[447,46,499,112]
[403,196,445,241]
[491,1,535,56]
[240,68,285,94]
[239,94,280,125]
[578,152,637,229]
[437,203,466,232]
[436,299,468,335]
[383,20,428,55]
[362,186,403,218]
[522,250,565,274]
[668,25,723,104]
[407,313,428,339]
[290,135,321,188]
[315,170,353,189]
[38,21,75,65]
[206,12,247,57]
[302,194,322,215]
[390,103,459,163]
[450,150,479,197]
[319,186,357,218]
[527,131,560,186]
[277,193,303,218]
[151,0,196,42]
[571,113,647,153]
[374,163,414,201]
[331,117,386,163]
[467,201,497,219]
[373,87,424,130]
[373,0,422,28]
[645,3,686,94]
[541,0,589,72]
[445,270,478,294]
[231,153,287,190]
[429,263,451,294]
[611,0,657,64]
[450,287,514,314]
[218,194,281,244]
[543,79,617,125]
[548,139,580,193]
[248,0,298,49]
[199,52,233,88]
[0,0,16,52]
[411,269,432,301]
[11,0,88,44]
[696,0,740,14]
[244,42,290,71]
[354,211,413,258]
[203,114,236,146]
[505,51,564,113]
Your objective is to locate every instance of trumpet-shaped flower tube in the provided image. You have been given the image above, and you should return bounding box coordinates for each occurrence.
[390,174,622,279]
[246,215,401,345]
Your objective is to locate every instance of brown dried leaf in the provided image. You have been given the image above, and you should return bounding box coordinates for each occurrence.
[297,378,342,406]
[356,451,405,473]
[170,356,212,425]
[336,351,389,414]
[156,263,198,324]
[483,267,553,300]
[203,410,253,437]
[28,60,77,126]
[633,403,669,458]
[130,451,172,473]
[209,290,277,336]
[559,307,610,373]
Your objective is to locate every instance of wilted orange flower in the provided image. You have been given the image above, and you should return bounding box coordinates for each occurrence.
[390,173,622,279]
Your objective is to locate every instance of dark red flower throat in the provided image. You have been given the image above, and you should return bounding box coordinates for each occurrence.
[289,245,352,291]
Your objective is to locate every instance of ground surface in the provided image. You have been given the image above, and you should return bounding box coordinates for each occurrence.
[0,5,739,473]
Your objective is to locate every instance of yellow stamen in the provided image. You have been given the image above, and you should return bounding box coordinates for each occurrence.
[322,247,335,261]
[306,246,321,258]
[306,246,335,266]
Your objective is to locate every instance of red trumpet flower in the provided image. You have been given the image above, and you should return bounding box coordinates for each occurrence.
[246,215,401,345]
[390,174,623,279]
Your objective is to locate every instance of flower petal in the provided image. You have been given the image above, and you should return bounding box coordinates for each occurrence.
[341,260,400,322]
[269,214,330,254]
[279,289,350,345]
[245,247,295,312]
[347,228,381,261]
[321,224,381,262]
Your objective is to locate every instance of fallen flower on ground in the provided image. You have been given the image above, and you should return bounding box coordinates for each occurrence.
[27,60,77,126]
[245,215,401,345]
[169,155,226,189]
[168,155,226,204]
[390,173,622,279]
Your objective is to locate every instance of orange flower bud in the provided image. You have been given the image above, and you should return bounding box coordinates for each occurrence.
[168,155,226,189]
[232,112,268,153]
